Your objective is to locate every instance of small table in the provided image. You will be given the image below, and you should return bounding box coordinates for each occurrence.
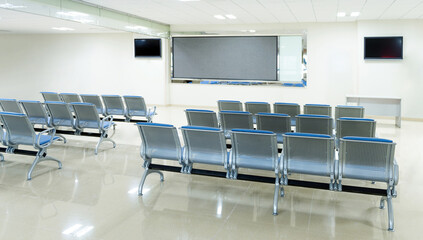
[346,95,401,128]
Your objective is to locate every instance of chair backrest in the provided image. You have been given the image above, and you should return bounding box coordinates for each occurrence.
[273,102,300,118]
[123,95,147,117]
[256,113,291,143]
[335,105,365,119]
[41,92,62,102]
[283,132,334,177]
[336,117,376,140]
[136,123,182,161]
[80,94,105,115]
[244,102,271,115]
[60,93,82,103]
[219,111,254,138]
[181,126,227,166]
[71,103,101,129]
[0,99,23,113]
[304,104,332,117]
[217,100,243,112]
[296,114,333,135]
[44,101,74,127]
[0,112,35,146]
[185,109,219,128]
[230,129,278,171]
[339,137,395,183]
[19,100,50,126]
[102,95,125,116]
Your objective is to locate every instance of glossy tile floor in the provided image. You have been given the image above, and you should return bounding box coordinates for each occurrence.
[0,106,420,240]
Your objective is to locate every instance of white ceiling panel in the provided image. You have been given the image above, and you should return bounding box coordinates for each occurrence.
[402,1,423,18]
[359,0,395,20]
[312,0,338,22]
[284,0,316,22]
[380,0,423,19]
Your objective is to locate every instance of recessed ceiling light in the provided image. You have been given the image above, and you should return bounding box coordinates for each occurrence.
[214,15,225,20]
[52,27,75,31]
[337,12,346,17]
[57,11,89,17]
[0,3,26,9]
[225,14,236,19]
[351,12,360,17]
[249,30,256,33]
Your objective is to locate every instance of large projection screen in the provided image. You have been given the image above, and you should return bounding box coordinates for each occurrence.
[172,36,278,81]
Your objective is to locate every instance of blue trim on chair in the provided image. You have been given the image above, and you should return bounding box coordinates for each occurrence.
[20,100,40,103]
[136,122,174,128]
[123,95,142,98]
[231,129,274,134]
[181,126,221,131]
[337,105,363,108]
[102,95,121,97]
[298,114,331,119]
[80,94,97,96]
[274,102,299,106]
[256,112,289,117]
[186,109,214,113]
[0,98,16,101]
[339,117,374,121]
[37,134,59,145]
[40,92,57,94]
[45,101,66,104]
[342,136,393,143]
[284,132,332,139]
[220,110,250,114]
[60,93,78,95]
[0,111,25,116]
[245,101,269,104]
[305,104,330,107]
[70,102,95,106]
[218,100,241,103]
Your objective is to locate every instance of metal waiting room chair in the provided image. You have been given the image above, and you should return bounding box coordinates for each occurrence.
[60,93,82,103]
[123,95,156,122]
[136,122,183,195]
[102,95,126,117]
[185,109,219,128]
[80,94,106,116]
[0,98,23,113]
[41,92,62,102]
[44,101,75,130]
[244,101,271,123]
[217,100,243,112]
[219,110,254,138]
[296,114,333,136]
[0,112,62,180]
[230,129,281,215]
[282,132,336,190]
[335,105,364,119]
[338,136,399,231]
[256,112,291,143]
[336,117,376,147]
[304,104,332,117]
[273,102,300,126]
[181,126,229,176]
[71,102,116,155]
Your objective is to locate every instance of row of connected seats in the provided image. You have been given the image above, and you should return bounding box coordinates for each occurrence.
[41,92,156,122]
[136,122,399,231]
[185,108,375,144]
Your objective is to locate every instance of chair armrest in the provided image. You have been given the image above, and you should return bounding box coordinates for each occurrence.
[393,159,399,186]
[35,127,56,148]
[101,115,114,131]
[147,106,157,117]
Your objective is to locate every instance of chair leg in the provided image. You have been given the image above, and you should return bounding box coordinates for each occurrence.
[27,149,62,180]
[273,173,280,216]
[380,196,387,209]
[0,153,4,161]
[387,196,394,231]
[95,133,116,155]
[27,154,41,180]
[138,161,164,196]
[56,134,67,144]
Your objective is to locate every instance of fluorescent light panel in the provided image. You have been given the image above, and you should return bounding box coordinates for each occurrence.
[0,3,26,9]
[57,11,89,17]
[214,15,225,20]
[225,14,236,19]
[52,27,74,31]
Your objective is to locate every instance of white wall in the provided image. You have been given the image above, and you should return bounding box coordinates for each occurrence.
[0,33,168,105]
[170,20,423,119]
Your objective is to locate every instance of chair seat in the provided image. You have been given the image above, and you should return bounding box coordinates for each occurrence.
[103,121,113,129]
[37,134,59,145]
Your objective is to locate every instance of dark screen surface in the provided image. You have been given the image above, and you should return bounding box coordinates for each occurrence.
[134,39,161,57]
[364,37,403,59]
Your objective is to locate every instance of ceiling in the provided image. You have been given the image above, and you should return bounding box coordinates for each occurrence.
[82,0,423,25]
[0,8,120,34]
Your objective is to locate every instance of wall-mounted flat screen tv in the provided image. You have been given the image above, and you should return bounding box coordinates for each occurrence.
[134,39,161,57]
[364,36,403,59]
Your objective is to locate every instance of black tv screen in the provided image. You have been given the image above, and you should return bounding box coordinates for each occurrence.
[134,39,161,57]
[364,36,403,59]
